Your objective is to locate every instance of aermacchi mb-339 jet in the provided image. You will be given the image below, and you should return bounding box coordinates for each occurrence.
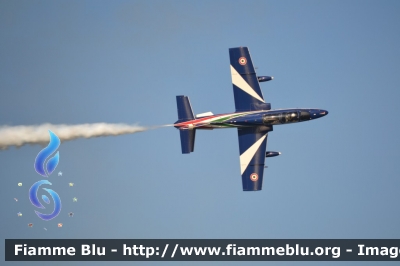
[174,47,328,191]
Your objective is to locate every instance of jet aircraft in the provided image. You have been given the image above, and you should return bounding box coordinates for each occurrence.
[174,47,328,191]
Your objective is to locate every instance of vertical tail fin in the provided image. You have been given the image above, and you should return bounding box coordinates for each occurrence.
[176,95,194,123]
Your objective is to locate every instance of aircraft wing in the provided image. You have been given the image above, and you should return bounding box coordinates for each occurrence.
[237,126,270,191]
[229,47,270,112]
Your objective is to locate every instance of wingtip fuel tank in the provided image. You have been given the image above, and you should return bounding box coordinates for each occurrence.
[257,76,273,82]
[265,151,281,158]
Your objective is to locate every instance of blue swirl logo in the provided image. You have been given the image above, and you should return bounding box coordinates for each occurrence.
[30,130,62,221]
[29,180,61,221]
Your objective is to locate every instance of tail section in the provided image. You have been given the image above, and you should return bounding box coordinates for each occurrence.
[176,95,195,123]
[175,95,196,154]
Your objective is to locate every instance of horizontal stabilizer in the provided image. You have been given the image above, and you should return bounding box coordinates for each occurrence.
[176,95,194,123]
[179,129,196,154]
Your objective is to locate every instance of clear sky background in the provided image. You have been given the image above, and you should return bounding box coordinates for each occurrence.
[1,0,400,265]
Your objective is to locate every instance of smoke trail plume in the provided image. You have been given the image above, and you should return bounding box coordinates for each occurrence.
[0,123,148,150]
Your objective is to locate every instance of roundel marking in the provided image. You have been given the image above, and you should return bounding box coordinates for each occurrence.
[250,173,258,181]
[238,57,247,65]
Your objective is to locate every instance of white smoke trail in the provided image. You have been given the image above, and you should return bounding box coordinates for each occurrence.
[0,123,149,150]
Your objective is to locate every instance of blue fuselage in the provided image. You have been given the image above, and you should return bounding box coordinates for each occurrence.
[204,108,328,129]
[174,108,328,130]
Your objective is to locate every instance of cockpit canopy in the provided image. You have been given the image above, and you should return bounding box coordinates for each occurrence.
[262,110,314,125]
[263,111,299,125]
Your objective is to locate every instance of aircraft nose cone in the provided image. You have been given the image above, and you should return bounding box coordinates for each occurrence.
[320,110,328,116]
[310,109,328,120]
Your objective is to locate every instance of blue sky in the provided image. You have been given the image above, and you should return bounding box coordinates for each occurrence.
[1,0,400,265]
